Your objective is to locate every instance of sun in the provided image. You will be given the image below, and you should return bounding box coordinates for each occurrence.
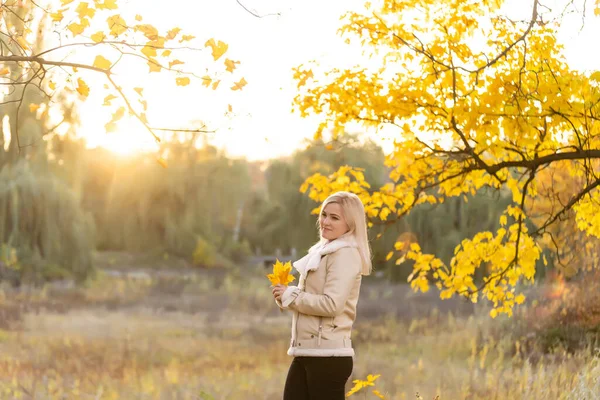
[85,117,159,156]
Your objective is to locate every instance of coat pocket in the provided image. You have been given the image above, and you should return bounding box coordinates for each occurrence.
[297,313,320,339]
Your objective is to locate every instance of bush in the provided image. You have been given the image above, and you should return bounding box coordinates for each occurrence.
[192,237,217,268]
[509,271,600,354]
[222,238,252,264]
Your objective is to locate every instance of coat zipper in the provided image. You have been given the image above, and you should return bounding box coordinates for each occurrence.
[318,316,323,346]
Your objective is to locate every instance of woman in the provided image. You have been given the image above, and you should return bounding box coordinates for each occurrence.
[272,191,372,400]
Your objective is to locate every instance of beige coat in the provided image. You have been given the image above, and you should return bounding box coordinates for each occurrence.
[277,246,362,357]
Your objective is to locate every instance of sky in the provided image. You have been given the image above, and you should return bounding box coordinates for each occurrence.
[79,0,369,160]
[77,0,600,161]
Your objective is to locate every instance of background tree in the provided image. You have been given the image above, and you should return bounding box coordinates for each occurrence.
[0,0,244,282]
[293,0,600,316]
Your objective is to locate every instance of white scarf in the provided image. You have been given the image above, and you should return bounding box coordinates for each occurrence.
[292,233,358,277]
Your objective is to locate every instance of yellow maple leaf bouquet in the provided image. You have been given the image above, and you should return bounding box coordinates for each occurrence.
[267,259,296,286]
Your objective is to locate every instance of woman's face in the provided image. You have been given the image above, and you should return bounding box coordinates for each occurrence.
[319,202,350,241]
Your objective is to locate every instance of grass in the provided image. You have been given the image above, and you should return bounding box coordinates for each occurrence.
[0,260,599,399]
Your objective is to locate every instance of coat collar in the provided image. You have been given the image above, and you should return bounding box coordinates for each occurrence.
[292,233,358,277]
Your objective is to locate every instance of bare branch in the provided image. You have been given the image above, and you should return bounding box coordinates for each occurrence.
[235,0,281,18]
[0,55,111,75]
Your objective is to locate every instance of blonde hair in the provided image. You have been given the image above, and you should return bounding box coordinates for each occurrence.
[311,191,372,276]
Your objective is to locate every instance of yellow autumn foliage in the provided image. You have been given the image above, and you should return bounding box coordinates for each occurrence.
[293,0,600,317]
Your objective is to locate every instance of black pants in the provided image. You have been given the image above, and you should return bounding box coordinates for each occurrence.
[283,356,353,400]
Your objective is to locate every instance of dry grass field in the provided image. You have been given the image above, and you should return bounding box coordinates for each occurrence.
[0,253,598,399]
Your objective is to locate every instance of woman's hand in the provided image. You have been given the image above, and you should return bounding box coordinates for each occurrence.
[272,284,286,301]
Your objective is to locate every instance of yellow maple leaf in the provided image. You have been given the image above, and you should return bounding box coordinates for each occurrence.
[179,34,195,42]
[104,106,125,132]
[107,14,127,37]
[166,27,181,40]
[162,50,172,57]
[168,59,184,68]
[17,36,29,50]
[91,31,105,43]
[205,38,228,61]
[96,0,117,10]
[103,94,117,106]
[136,24,159,40]
[224,58,239,73]
[201,75,212,87]
[135,14,142,21]
[134,87,143,96]
[76,2,96,19]
[176,77,190,86]
[147,59,161,73]
[231,77,247,91]
[50,11,64,22]
[157,157,168,168]
[76,78,90,97]
[141,45,157,58]
[267,260,295,286]
[68,22,86,36]
[93,55,111,70]
[61,0,75,5]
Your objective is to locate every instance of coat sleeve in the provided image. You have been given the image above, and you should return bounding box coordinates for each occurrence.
[285,247,361,317]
